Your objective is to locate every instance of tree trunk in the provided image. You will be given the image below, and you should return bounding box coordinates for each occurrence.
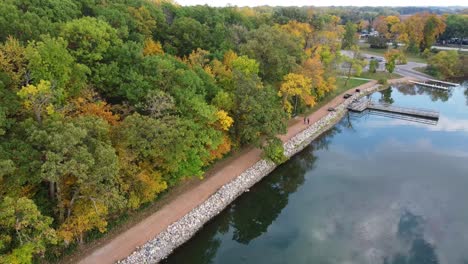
[293,95,298,116]
[56,184,65,223]
[68,190,79,219]
[49,181,55,199]
[35,108,42,126]
[345,61,353,87]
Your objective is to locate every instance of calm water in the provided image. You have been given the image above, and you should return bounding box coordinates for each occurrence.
[163,83,468,264]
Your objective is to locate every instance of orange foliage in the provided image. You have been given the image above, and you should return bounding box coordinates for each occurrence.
[209,135,232,161]
[127,165,167,209]
[300,54,334,98]
[69,91,120,125]
[185,48,210,68]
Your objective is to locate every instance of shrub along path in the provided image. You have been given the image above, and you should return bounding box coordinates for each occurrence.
[75,78,409,264]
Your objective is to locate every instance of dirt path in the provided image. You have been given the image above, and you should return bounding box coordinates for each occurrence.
[76,79,411,264]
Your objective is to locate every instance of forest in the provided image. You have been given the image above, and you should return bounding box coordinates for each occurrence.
[0,0,466,262]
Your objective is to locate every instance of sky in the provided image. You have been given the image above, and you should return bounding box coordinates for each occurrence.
[175,0,467,7]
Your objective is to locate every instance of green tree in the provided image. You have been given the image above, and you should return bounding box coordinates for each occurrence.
[26,35,88,97]
[168,17,209,56]
[441,15,468,47]
[231,71,287,145]
[369,59,378,73]
[26,116,122,232]
[342,21,358,50]
[240,25,304,83]
[60,17,121,67]
[343,46,367,86]
[385,60,396,73]
[116,113,221,185]
[427,50,461,79]
[262,137,286,164]
[0,197,57,264]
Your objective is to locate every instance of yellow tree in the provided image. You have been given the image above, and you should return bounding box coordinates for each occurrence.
[280,21,313,49]
[215,110,234,131]
[278,73,315,115]
[358,20,369,32]
[185,48,210,68]
[0,37,27,89]
[374,15,400,39]
[127,6,157,38]
[143,39,164,56]
[58,200,108,245]
[403,14,426,52]
[300,54,335,99]
[206,110,234,163]
[223,50,238,68]
[17,80,55,125]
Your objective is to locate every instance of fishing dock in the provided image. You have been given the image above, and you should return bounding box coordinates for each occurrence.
[348,99,440,121]
[409,79,459,91]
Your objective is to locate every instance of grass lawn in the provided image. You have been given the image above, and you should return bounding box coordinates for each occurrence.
[358,71,402,80]
[307,78,369,113]
[358,43,427,63]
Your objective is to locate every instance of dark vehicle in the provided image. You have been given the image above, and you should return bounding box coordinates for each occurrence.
[327,107,336,112]
[355,88,361,92]
[343,93,352,99]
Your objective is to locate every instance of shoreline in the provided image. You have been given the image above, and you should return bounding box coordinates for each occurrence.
[120,80,402,264]
[78,77,412,264]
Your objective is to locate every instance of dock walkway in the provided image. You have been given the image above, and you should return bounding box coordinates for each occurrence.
[348,99,439,120]
[408,79,459,91]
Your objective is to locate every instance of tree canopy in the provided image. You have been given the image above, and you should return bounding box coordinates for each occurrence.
[0,1,458,262]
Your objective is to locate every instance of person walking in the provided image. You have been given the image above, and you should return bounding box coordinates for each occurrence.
[304,117,307,124]
[307,118,310,124]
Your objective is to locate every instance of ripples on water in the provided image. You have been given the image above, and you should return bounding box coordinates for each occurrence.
[163,82,468,264]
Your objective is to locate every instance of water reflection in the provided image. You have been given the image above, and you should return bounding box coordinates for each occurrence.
[383,211,439,264]
[163,84,468,264]
[395,84,452,102]
[465,87,468,106]
[379,88,395,104]
[163,127,341,264]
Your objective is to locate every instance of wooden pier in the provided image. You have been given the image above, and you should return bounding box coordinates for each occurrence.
[408,79,459,91]
[348,99,439,120]
[409,80,449,91]
[427,79,459,87]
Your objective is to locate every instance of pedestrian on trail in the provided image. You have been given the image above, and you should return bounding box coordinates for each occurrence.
[304,117,306,124]
[307,118,310,124]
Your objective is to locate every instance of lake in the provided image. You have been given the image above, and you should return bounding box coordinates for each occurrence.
[163,83,468,264]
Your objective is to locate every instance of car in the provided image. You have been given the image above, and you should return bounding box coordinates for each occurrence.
[343,93,352,99]
[327,107,336,112]
[355,88,361,93]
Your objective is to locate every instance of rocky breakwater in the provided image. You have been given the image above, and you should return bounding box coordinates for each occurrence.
[121,83,384,264]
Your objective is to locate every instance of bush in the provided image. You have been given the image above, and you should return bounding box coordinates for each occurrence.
[368,59,378,73]
[262,137,287,164]
[422,48,432,59]
[368,36,388,49]
[378,78,388,85]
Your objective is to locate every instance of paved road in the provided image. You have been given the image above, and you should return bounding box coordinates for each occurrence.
[341,50,431,81]
[394,61,432,81]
